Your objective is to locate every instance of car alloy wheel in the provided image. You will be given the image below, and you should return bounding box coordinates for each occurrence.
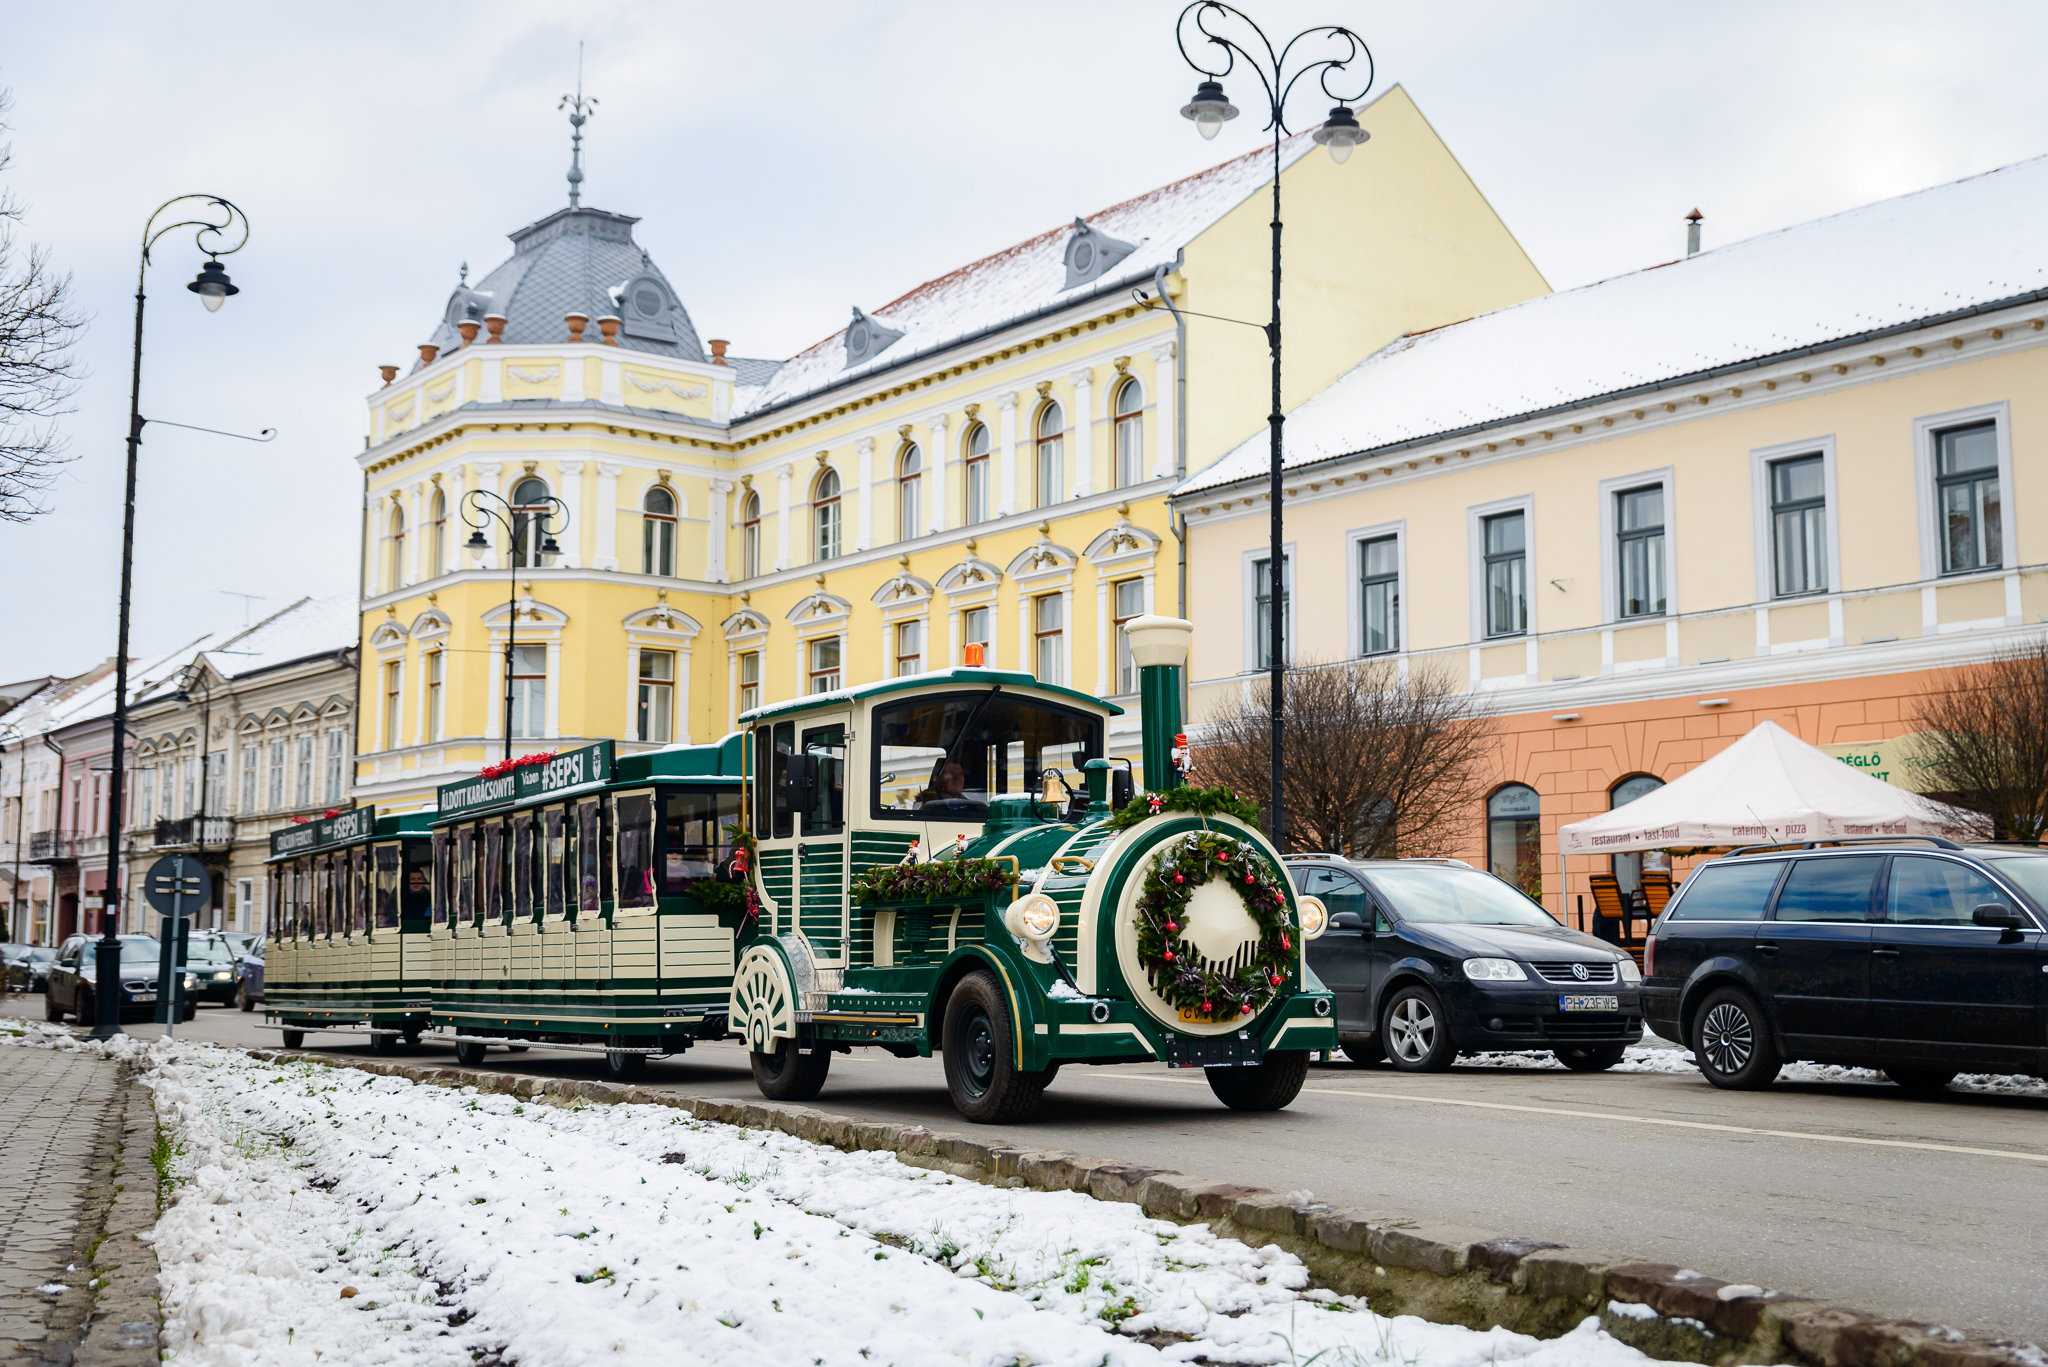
[1387,995,1437,1063]
[1698,1001,1753,1075]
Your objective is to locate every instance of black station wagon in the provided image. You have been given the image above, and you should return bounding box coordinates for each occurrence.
[1644,840,2048,1090]
[1288,855,1644,1071]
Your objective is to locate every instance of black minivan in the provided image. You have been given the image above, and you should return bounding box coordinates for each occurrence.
[1289,855,1644,1071]
[1644,840,2048,1090]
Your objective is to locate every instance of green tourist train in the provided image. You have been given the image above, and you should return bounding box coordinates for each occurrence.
[262,616,1338,1121]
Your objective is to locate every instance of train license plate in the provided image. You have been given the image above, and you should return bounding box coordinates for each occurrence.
[1165,1032,1265,1069]
[1559,994,1618,1012]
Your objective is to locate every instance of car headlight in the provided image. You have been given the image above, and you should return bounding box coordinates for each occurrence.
[1462,957,1528,982]
[213,971,232,980]
[1296,895,1329,940]
[1003,894,1062,962]
[1617,957,1643,985]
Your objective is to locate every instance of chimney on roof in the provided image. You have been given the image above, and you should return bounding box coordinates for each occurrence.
[1685,208,1703,257]
[708,339,729,366]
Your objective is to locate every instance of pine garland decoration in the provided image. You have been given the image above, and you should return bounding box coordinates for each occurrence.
[1103,784,1262,833]
[1133,830,1296,1020]
[852,857,1014,905]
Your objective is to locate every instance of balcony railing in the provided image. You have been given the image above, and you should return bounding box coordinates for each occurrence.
[152,817,233,850]
[24,831,110,862]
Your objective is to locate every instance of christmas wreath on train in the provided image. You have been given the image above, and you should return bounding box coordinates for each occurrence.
[1133,830,1296,1020]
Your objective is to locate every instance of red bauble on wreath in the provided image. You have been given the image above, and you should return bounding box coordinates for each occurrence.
[1131,829,1296,1020]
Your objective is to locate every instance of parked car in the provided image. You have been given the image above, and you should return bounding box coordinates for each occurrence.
[5,943,56,993]
[182,933,246,1007]
[44,935,198,1024]
[235,945,263,1011]
[1288,854,1645,1072]
[1644,840,2048,1091]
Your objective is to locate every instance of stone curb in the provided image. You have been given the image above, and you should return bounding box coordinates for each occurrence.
[247,1049,2036,1367]
[72,1073,161,1366]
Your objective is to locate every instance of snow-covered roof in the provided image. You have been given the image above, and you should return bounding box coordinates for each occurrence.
[736,131,1322,418]
[1183,154,2048,495]
[206,595,358,678]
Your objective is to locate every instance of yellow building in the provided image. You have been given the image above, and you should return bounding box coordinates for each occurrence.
[1176,157,2048,918]
[352,86,1548,812]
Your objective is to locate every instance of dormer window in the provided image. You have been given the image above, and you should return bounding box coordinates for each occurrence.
[1061,218,1139,291]
[843,306,905,369]
[620,273,676,342]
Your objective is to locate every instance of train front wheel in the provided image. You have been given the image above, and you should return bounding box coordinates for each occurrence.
[750,1039,830,1100]
[942,972,1047,1125]
[453,1039,487,1067]
[1205,1051,1309,1112]
[605,1049,646,1081]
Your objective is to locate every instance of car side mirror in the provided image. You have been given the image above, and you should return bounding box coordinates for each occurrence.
[1972,903,2024,930]
[1329,911,1370,932]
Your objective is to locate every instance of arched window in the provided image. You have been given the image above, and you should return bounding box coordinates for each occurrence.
[897,445,922,541]
[510,477,552,568]
[813,467,842,563]
[429,489,447,578]
[1486,784,1542,900]
[1608,774,1667,898]
[1035,402,1064,509]
[962,422,990,525]
[386,506,405,592]
[741,491,762,579]
[642,484,677,577]
[1113,378,1144,488]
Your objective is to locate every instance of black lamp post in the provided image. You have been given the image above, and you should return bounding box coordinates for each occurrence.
[1174,2,1372,851]
[461,489,566,763]
[95,196,250,1041]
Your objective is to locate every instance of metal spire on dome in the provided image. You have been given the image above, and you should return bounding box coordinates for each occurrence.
[559,43,598,208]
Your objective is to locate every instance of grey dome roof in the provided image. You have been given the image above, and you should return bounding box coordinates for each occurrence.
[423,206,705,364]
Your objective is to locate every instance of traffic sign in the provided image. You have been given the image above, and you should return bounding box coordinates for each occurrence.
[144,854,207,918]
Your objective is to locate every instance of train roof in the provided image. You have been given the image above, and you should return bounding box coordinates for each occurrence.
[734,667,1123,727]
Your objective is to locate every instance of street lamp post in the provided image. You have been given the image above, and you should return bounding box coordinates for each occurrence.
[95,196,250,1041]
[462,490,566,764]
[1174,2,1371,851]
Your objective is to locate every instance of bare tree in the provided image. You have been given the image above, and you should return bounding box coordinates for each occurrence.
[1910,632,2048,841]
[0,84,83,522]
[1198,658,1502,856]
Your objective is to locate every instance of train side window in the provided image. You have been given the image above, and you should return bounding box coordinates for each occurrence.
[801,724,846,836]
[770,721,797,838]
[512,812,534,918]
[455,826,476,929]
[600,799,614,906]
[402,841,432,923]
[615,792,656,910]
[753,726,771,835]
[482,821,504,925]
[312,856,327,938]
[578,800,602,914]
[352,848,370,936]
[373,845,400,931]
[544,807,566,918]
[430,829,449,927]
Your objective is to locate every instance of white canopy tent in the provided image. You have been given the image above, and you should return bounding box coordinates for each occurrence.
[1558,720,1982,856]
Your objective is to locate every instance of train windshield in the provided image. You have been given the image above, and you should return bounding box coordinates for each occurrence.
[871,690,1101,822]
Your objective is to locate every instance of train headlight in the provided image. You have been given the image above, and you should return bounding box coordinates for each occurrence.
[1004,894,1062,962]
[1296,895,1330,941]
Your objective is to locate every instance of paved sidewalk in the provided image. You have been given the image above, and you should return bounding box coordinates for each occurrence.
[0,1043,124,1365]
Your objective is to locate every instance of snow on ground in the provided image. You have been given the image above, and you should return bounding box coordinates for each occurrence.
[1438,1041,2048,1098]
[2,1020,1699,1367]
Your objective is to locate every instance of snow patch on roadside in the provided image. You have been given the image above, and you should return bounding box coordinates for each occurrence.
[103,1037,1706,1367]
[1441,1043,2048,1098]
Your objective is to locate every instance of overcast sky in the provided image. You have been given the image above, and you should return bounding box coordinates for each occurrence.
[5,0,2046,684]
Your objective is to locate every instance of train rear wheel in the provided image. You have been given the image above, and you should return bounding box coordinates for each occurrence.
[750,1040,830,1100]
[605,1050,647,1081]
[942,972,1045,1125]
[453,1039,487,1067]
[280,1029,305,1049]
[1206,1051,1309,1111]
[371,1032,398,1057]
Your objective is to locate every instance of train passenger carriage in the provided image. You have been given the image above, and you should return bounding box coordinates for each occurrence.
[726,615,1340,1122]
[262,806,435,1051]
[426,735,746,1077]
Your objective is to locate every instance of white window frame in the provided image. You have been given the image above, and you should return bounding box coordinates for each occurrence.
[1597,468,1678,623]
[1344,520,1405,658]
[1912,400,2013,581]
[1750,436,1839,602]
[1466,495,1535,644]
[807,635,843,695]
[1240,542,1296,673]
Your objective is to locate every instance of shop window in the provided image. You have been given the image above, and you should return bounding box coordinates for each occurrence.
[1487,784,1541,899]
[1608,774,1666,898]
